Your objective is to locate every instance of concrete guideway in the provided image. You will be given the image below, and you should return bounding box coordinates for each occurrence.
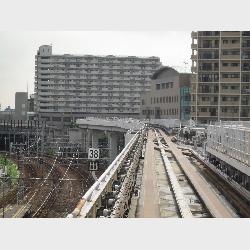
[154,130,193,218]
[136,130,160,218]
[159,130,237,218]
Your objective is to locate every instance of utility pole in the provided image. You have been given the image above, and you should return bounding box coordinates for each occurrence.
[4,137,6,152]
[2,181,4,218]
[27,131,30,157]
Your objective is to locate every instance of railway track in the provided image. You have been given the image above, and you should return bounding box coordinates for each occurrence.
[152,129,209,218]
[157,128,238,218]
[186,153,250,217]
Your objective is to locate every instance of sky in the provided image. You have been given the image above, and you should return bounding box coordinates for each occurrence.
[0,31,192,109]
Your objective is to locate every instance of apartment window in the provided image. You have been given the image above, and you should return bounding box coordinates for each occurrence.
[52,117,61,122]
[199,74,219,82]
[222,50,240,55]
[232,40,239,44]
[222,73,240,78]
[156,84,160,90]
[231,85,239,90]
[231,63,239,67]
[200,108,207,112]
[63,117,71,122]
[232,108,238,113]
[231,97,239,102]
[223,63,228,67]
[232,51,240,55]
[223,40,228,44]
[202,97,210,101]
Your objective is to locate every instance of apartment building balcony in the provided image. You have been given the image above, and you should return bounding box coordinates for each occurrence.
[221,43,240,49]
[37,74,51,79]
[220,66,240,72]
[242,31,250,37]
[220,101,239,106]
[242,42,250,49]
[198,45,219,50]
[241,89,250,94]
[220,112,239,118]
[199,66,219,72]
[191,66,197,73]
[191,54,197,60]
[221,31,240,37]
[220,77,240,83]
[39,69,51,74]
[220,89,240,95]
[221,54,240,60]
[37,86,53,91]
[191,31,198,38]
[242,66,250,71]
[197,112,217,117]
[37,58,51,63]
[197,101,218,106]
[191,44,197,49]
[198,31,220,37]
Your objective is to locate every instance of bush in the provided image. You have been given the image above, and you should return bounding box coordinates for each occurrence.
[0,155,20,185]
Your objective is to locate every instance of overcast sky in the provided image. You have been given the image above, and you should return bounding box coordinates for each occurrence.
[0,31,191,109]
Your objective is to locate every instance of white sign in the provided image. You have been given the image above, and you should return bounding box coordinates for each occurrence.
[88,148,100,160]
[89,161,98,171]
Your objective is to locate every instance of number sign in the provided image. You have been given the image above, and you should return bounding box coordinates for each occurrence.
[88,148,99,160]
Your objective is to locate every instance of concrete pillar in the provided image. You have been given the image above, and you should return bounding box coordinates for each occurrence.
[108,132,118,162]
[125,132,134,146]
[86,129,92,149]
[91,130,100,148]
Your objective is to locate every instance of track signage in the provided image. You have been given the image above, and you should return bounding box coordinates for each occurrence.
[89,161,98,171]
[88,148,100,160]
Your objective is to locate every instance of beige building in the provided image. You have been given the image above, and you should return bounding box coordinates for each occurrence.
[191,31,250,124]
[140,67,192,120]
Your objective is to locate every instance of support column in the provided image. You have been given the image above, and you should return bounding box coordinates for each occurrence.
[108,132,118,162]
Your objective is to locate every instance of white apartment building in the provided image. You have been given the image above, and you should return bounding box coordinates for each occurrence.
[34,45,162,124]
